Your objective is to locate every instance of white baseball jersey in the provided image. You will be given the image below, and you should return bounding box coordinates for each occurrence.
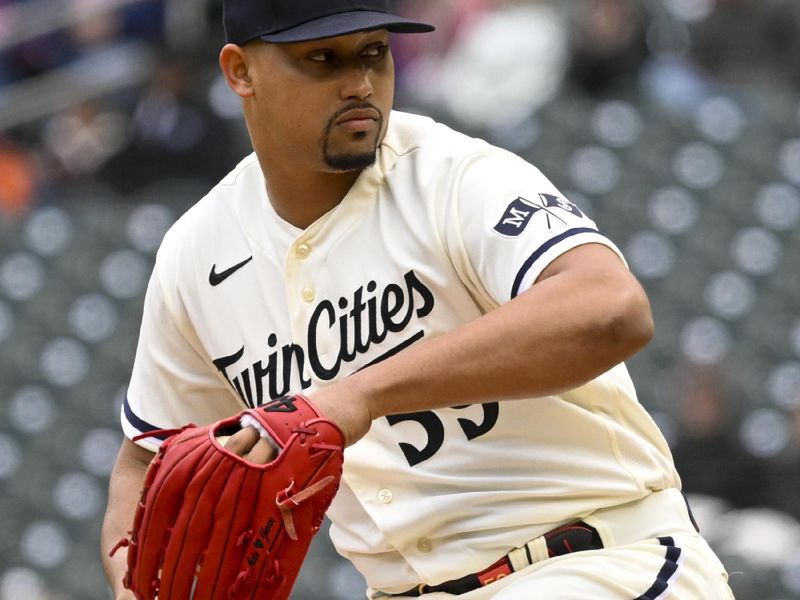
[123,111,681,593]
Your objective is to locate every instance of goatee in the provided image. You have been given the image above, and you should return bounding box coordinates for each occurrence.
[322,104,383,172]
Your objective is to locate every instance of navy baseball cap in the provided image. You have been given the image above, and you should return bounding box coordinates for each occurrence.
[224,0,435,45]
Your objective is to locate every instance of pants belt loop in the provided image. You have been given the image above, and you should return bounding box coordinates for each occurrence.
[507,544,531,572]
[508,529,550,572]
[527,535,551,563]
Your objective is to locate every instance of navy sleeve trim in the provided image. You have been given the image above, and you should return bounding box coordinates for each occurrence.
[123,396,172,441]
[510,227,599,299]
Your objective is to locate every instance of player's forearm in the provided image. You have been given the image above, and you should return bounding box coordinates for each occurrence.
[319,247,653,440]
[101,439,154,595]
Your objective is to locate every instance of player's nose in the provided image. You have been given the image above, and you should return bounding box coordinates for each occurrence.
[339,66,374,101]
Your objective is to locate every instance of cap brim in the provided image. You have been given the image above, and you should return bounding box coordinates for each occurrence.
[259,10,434,43]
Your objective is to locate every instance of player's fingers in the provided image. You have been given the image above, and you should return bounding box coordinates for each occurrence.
[223,426,260,456]
[243,438,276,464]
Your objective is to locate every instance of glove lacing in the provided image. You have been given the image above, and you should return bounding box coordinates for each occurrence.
[275,475,337,541]
[274,425,341,540]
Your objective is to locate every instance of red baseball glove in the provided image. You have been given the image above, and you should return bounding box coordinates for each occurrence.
[112,394,344,600]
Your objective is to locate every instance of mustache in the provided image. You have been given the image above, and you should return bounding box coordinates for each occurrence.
[326,102,384,130]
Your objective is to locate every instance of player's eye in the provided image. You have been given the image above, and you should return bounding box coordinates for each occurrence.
[361,43,388,59]
[308,49,335,63]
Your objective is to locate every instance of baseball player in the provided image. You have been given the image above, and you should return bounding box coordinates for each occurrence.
[101,1,736,598]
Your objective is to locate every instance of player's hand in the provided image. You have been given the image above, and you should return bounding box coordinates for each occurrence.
[222,379,374,455]
[115,589,137,600]
[223,426,277,463]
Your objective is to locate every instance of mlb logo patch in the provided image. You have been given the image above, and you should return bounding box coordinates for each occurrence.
[494,197,537,237]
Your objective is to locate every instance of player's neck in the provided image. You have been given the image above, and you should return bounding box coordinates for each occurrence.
[260,162,360,230]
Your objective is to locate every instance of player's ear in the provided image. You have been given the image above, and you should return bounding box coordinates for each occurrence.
[219,43,254,98]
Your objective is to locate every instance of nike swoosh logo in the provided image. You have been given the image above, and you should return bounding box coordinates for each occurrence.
[209,256,253,286]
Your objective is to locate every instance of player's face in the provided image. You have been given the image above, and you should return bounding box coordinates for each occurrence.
[245,30,395,173]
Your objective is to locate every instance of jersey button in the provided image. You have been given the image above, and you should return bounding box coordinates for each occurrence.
[378,488,393,504]
[301,287,315,303]
[417,538,432,553]
[296,243,311,259]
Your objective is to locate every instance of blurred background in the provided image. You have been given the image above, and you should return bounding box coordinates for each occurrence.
[0,0,799,598]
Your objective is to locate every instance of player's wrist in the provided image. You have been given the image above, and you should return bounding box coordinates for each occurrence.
[348,377,378,443]
[307,378,374,446]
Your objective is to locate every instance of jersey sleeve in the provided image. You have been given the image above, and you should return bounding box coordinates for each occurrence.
[443,151,625,306]
[122,251,242,452]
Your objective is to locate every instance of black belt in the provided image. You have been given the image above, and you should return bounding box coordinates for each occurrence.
[390,522,603,597]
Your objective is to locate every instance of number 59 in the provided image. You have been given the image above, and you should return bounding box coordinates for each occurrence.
[386,403,500,466]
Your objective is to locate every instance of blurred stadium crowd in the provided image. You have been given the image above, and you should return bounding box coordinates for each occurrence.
[1,0,800,598]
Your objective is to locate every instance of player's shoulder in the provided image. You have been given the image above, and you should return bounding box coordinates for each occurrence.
[382,111,528,174]
[383,111,485,159]
[161,154,259,244]
[381,111,541,196]
[155,154,260,272]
